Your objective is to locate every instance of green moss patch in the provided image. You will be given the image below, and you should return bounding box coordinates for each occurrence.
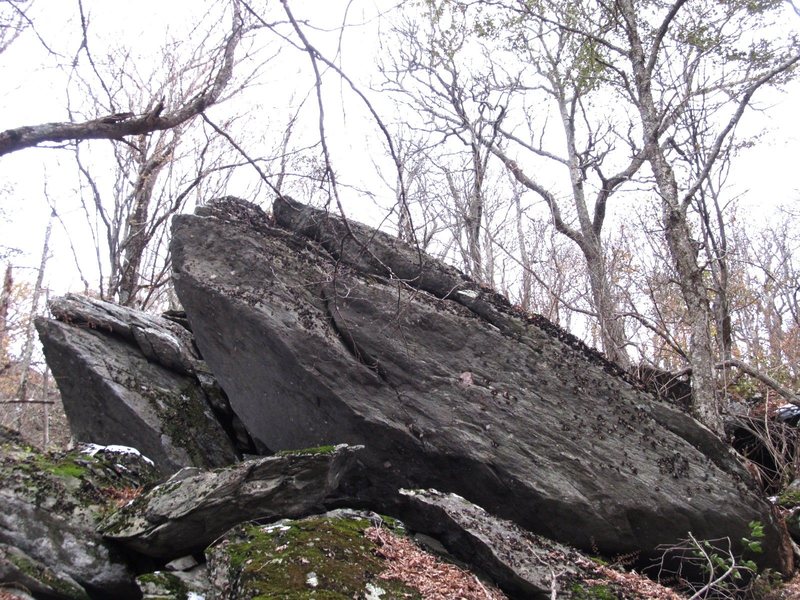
[209,516,421,599]
[275,444,339,457]
[37,455,88,479]
[777,488,800,508]
[136,571,190,599]
[570,582,616,599]
[1,440,158,522]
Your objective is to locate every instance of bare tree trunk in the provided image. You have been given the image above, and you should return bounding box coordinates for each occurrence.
[514,192,532,311]
[117,134,175,306]
[17,213,53,413]
[663,201,720,430]
[42,367,50,448]
[617,0,721,431]
[0,263,11,367]
[465,140,486,283]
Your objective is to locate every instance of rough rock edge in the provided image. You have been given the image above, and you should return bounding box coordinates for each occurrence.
[43,293,257,457]
[100,444,363,559]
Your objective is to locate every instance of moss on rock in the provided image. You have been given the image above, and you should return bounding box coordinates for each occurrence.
[275,444,339,457]
[570,582,617,600]
[136,571,191,599]
[777,488,800,508]
[206,515,422,599]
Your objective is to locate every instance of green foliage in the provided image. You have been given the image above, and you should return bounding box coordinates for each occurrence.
[742,520,765,557]
[694,521,763,582]
[570,582,616,599]
[658,521,766,596]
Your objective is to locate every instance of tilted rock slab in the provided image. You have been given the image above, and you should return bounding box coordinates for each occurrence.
[169,196,790,571]
[101,444,361,559]
[398,488,652,599]
[36,294,241,475]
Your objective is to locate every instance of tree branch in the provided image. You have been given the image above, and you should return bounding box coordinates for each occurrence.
[717,358,800,405]
[0,0,243,157]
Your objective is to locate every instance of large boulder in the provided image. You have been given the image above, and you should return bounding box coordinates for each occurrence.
[0,438,160,599]
[101,444,362,559]
[169,196,790,571]
[36,294,243,474]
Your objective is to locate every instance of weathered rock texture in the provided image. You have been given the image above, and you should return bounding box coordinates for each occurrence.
[399,488,585,599]
[0,543,90,600]
[169,196,790,571]
[0,439,160,599]
[36,294,243,474]
[101,444,362,559]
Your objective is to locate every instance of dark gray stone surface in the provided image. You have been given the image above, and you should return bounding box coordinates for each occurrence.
[101,445,362,559]
[168,196,789,571]
[0,543,90,600]
[399,488,590,599]
[36,295,242,474]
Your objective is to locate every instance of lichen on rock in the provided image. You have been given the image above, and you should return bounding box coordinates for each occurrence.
[0,435,159,598]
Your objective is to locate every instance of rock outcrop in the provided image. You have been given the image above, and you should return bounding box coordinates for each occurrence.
[101,444,362,559]
[2,433,696,600]
[169,196,789,571]
[0,437,160,599]
[35,295,244,474]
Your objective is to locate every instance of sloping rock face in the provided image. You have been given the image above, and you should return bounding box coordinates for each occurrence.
[170,196,788,571]
[101,444,361,559]
[36,294,243,474]
[0,543,90,600]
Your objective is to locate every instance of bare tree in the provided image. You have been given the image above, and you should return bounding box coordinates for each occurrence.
[0,263,11,371]
[609,0,798,430]
[382,1,644,366]
[15,211,52,415]
[0,0,244,158]
[461,0,795,431]
[0,0,31,55]
[45,0,256,309]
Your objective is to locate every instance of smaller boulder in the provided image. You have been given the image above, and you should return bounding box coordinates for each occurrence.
[101,445,362,559]
[136,568,208,600]
[37,294,242,475]
[0,439,160,598]
[399,489,684,600]
[0,543,89,600]
[204,511,506,599]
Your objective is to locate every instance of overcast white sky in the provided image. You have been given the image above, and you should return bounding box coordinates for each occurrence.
[0,0,798,296]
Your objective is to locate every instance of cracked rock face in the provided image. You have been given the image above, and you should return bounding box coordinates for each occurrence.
[169,196,789,572]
